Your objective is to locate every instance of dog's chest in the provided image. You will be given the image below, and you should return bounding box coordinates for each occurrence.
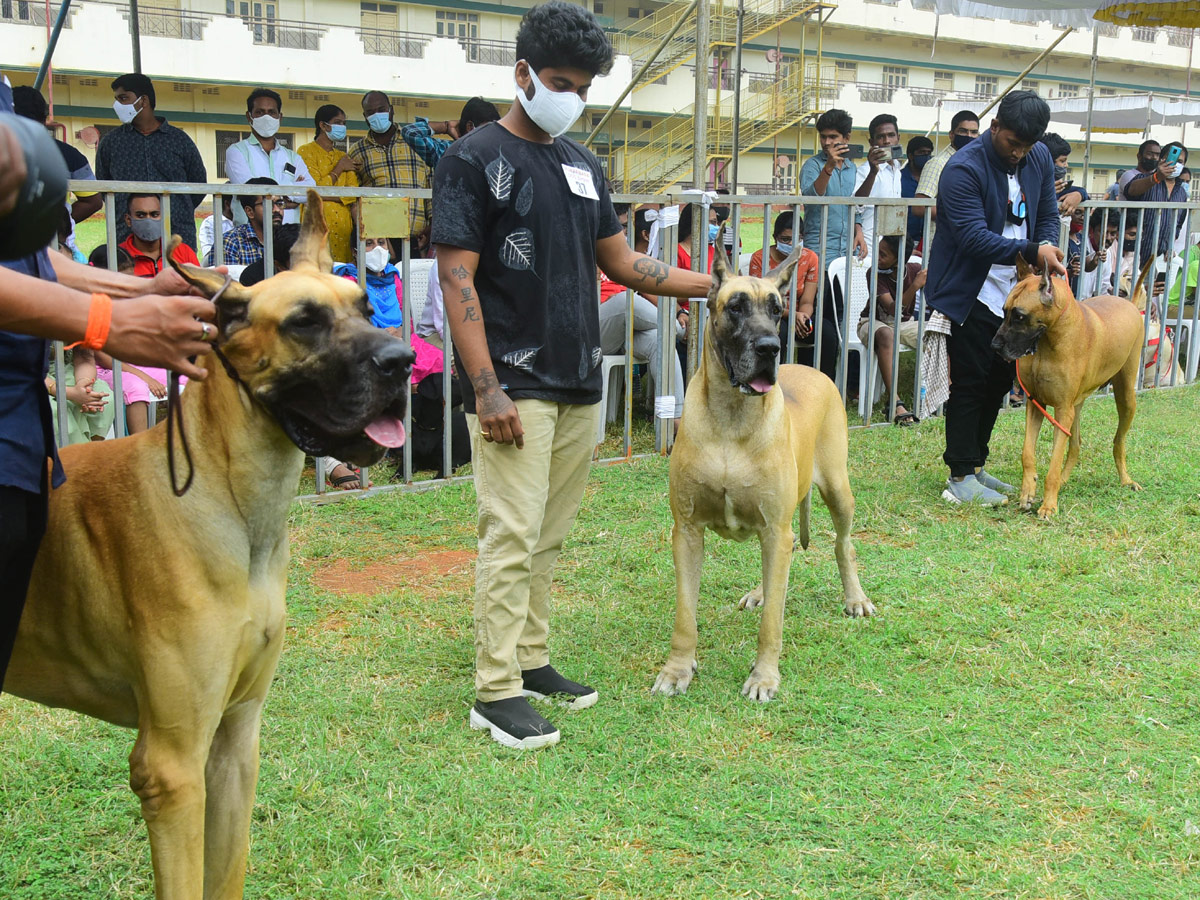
[680,456,773,542]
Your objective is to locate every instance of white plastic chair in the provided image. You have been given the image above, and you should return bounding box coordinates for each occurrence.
[597,352,648,443]
[403,258,436,329]
[826,256,875,416]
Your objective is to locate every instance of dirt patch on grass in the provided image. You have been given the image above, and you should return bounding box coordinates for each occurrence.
[312,550,475,598]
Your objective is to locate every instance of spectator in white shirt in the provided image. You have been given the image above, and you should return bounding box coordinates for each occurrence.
[198,190,233,265]
[225,88,315,225]
[855,113,905,250]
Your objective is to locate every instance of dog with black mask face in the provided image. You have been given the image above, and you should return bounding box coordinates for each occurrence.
[652,234,874,705]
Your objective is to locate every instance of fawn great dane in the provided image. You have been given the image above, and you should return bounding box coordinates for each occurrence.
[3,191,413,899]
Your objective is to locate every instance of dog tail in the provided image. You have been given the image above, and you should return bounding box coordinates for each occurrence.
[1128,255,1156,312]
[797,487,811,551]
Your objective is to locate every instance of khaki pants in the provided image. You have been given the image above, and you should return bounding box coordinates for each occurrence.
[468,400,599,701]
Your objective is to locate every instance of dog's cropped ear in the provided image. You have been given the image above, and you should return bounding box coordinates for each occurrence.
[1015,251,1035,282]
[710,226,732,289]
[1039,259,1055,306]
[167,238,252,338]
[290,188,333,274]
[766,247,802,295]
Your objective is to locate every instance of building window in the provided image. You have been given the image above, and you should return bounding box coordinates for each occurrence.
[834,60,857,86]
[1133,26,1156,42]
[882,65,908,88]
[173,82,192,92]
[1099,87,1116,96]
[641,119,651,129]
[593,1,603,13]
[1058,82,1080,98]
[974,75,998,97]
[360,1,398,31]
[436,9,478,60]
[933,70,954,92]
[1022,79,1039,94]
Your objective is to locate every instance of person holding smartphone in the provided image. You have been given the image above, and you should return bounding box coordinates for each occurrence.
[1128,140,1189,266]
[855,113,907,250]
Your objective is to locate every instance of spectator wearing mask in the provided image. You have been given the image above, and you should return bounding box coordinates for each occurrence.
[1078,207,1120,299]
[597,205,686,429]
[925,90,1064,506]
[800,108,867,265]
[334,237,405,330]
[401,96,502,169]
[12,85,103,233]
[239,224,300,287]
[1041,131,1088,216]
[198,189,234,267]
[676,203,716,273]
[117,193,200,278]
[902,135,934,242]
[748,210,826,369]
[226,88,315,226]
[861,235,925,425]
[915,109,980,238]
[297,104,360,263]
[1119,140,1161,200]
[220,177,284,267]
[855,113,905,249]
[96,73,207,250]
[349,90,433,251]
[1128,140,1189,265]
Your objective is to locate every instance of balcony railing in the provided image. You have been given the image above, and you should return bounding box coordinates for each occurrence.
[0,0,73,26]
[1167,26,1194,48]
[120,3,209,40]
[238,15,326,50]
[461,36,516,67]
[358,27,429,59]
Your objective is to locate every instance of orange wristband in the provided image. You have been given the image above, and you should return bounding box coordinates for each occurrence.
[66,292,113,351]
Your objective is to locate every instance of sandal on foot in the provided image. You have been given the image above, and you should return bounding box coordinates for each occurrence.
[893,410,919,426]
[328,464,369,490]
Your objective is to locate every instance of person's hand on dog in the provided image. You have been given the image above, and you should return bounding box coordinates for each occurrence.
[1037,242,1068,277]
[476,387,524,449]
[106,295,218,381]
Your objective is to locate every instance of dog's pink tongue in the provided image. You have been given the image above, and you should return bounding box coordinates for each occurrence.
[749,377,773,394]
[364,415,406,448]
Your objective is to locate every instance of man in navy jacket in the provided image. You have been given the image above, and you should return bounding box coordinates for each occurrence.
[926,90,1066,506]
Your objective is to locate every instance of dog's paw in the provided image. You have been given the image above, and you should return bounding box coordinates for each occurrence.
[652,659,697,696]
[1019,494,1036,512]
[1125,480,1143,492]
[738,587,765,610]
[741,665,779,703]
[1036,501,1057,520]
[844,596,875,618]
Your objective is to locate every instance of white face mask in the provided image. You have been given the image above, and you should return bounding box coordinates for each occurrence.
[515,62,585,138]
[365,245,390,272]
[1168,162,1185,179]
[113,97,141,124]
[252,115,281,139]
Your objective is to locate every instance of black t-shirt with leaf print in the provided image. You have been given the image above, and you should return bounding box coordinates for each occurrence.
[431,122,623,413]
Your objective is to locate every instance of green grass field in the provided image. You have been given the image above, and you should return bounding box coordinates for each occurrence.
[3,387,1199,899]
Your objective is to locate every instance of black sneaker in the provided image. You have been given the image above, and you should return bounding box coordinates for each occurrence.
[521,664,599,710]
[469,697,560,750]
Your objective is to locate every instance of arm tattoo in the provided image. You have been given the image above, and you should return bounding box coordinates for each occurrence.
[450,263,469,280]
[459,287,473,304]
[632,256,669,287]
[462,307,480,323]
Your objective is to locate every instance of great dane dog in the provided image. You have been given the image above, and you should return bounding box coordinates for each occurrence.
[652,241,874,703]
[3,191,413,900]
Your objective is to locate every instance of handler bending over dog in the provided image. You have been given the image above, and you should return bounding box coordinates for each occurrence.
[433,0,711,750]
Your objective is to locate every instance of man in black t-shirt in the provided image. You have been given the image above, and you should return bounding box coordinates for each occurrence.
[433,0,712,750]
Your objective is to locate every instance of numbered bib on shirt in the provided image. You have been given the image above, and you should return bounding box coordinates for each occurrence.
[561,163,599,201]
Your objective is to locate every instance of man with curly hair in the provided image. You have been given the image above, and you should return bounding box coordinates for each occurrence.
[433,0,711,749]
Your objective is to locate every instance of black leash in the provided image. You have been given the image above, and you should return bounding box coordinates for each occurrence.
[167,275,240,497]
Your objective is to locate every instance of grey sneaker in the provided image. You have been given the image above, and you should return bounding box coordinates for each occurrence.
[975,469,1014,494]
[941,474,1008,507]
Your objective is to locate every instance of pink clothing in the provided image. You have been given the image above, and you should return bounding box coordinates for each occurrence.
[410,334,444,386]
[97,366,186,405]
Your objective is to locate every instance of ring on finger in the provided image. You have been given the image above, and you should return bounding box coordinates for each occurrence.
[199,321,213,342]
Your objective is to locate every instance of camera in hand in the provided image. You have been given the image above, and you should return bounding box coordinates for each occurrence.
[0,112,69,261]
[887,145,905,160]
[846,143,864,160]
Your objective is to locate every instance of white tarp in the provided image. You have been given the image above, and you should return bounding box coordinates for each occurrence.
[1047,94,1200,132]
[911,1,1200,29]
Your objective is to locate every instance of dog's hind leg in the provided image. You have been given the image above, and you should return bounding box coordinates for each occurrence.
[203,698,269,900]
[795,487,811,552]
[813,434,874,619]
[1059,401,1085,484]
[652,521,704,696]
[1111,358,1142,491]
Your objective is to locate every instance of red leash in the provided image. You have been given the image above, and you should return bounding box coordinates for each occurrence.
[1014,363,1072,438]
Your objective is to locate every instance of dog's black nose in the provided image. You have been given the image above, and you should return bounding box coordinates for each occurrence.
[372,341,415,376]
[754,335,781,358]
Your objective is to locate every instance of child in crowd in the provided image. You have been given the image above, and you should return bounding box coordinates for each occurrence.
[860,234,924,425]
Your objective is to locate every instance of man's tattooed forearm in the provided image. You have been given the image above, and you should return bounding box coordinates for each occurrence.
[449,263,469,280]
[462,307,480,323]
[632,256,669,287]
[459,287,473,304]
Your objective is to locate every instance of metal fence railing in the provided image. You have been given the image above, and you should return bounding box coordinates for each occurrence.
[51,183,1200,505]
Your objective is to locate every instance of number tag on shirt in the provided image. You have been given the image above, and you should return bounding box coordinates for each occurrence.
[561,164,599,201]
